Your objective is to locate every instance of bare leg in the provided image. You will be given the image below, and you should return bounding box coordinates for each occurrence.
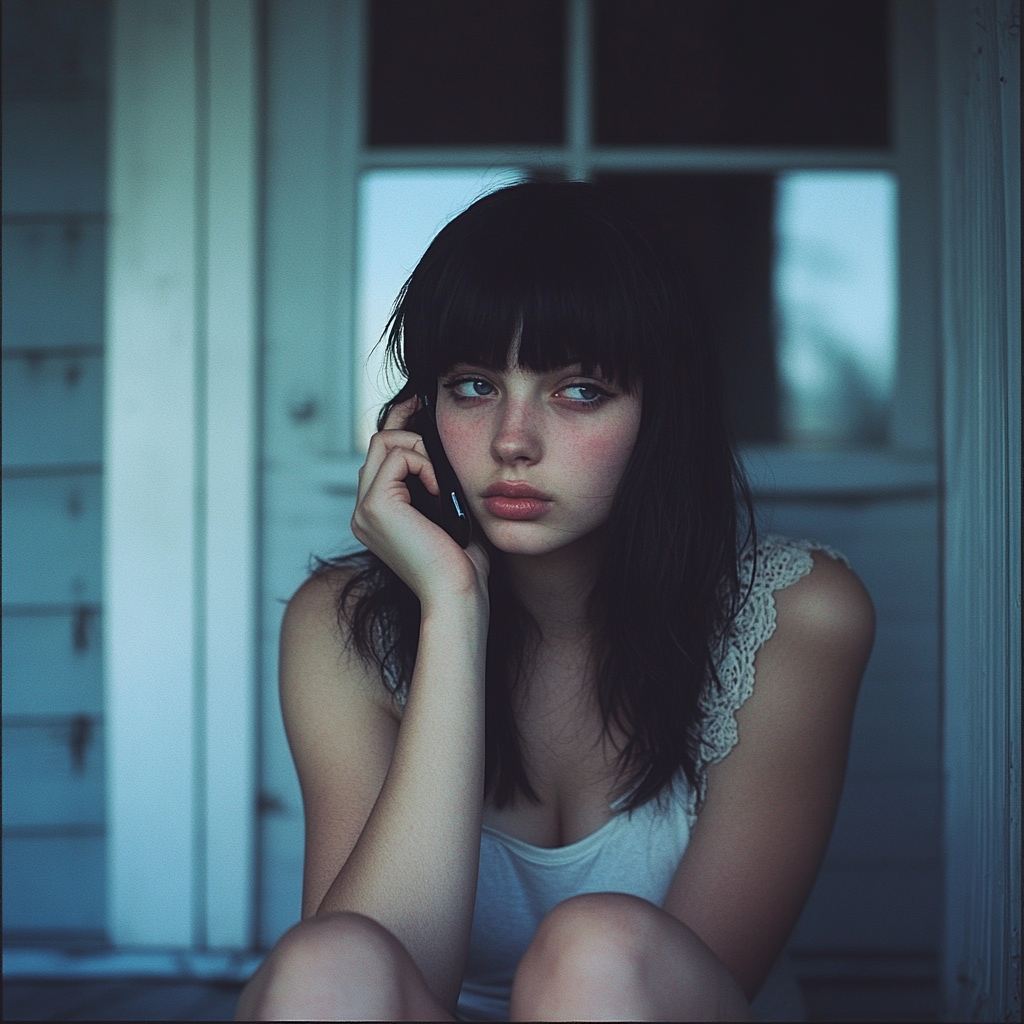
[509,892,751,1022]
[235,912,455,1022]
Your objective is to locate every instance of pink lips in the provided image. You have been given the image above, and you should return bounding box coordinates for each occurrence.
[481,481,553,521]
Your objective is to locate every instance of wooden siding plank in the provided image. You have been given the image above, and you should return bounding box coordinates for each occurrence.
[757,497,939,624]
[1,221,105,353]
[2,353,103,468]
[1,612,103,716]
[825,775,940,866]
[1,100,107,216]
[792,864,942,953]
[1,473,102,606]
[847,622,939,777]
[1,835,105,931]
[2,722,104,829]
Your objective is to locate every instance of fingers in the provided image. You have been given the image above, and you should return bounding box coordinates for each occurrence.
[357,440,439,513]
[351,445,442,552]
[381,394,420,432]
[358,428,433,503]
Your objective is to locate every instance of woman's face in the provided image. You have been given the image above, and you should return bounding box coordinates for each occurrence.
[435,360,642,556]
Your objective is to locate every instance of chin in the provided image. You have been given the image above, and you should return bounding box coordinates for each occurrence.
[479,518,592,556]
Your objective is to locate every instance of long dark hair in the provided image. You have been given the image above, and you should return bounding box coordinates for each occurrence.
[317,181,755,813]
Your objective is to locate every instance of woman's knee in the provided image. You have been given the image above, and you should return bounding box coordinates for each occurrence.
[509,893,750,1021]
[515,893,654,991]
[236,912,410,1020]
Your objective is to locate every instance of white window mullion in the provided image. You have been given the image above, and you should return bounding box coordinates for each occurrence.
[565,0,593,180]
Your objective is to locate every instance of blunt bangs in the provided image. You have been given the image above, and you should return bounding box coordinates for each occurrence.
[385,182,670,394]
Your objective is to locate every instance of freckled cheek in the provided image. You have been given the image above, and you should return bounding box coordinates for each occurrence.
[563,426,638,502]
[436,417,484,482]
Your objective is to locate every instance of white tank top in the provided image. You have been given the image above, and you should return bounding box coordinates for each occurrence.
[455,536,846,1022]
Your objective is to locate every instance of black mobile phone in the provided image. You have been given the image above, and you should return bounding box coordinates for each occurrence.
[406,390,474,548]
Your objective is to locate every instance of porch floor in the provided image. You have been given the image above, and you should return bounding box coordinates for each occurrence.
[2,941,938,1021]
[2,978,245,1021]
[1,974,938,1021]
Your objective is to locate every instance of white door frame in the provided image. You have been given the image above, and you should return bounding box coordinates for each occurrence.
[938,0,1021,1019]
[104,0,260,948]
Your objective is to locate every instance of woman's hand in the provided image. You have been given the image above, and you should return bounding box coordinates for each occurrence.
[352,396,490,611]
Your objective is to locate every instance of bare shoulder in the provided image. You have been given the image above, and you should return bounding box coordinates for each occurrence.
[764,549,876,698]
[280,565,399,723]
[279,564,402,918]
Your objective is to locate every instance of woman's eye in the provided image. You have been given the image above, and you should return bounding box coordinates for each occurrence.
[562,383,609,403]
[446,378,495,399]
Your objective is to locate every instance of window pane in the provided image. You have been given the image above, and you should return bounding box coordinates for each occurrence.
[595,0,888,147]
[355,169,523,453]
[596,172,897,446]
[774,171,897,447]
[368,0,564,146]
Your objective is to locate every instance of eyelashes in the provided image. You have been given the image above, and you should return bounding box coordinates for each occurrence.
[562,383,610,403]
[441,375,613,409]
[443,377,496,399]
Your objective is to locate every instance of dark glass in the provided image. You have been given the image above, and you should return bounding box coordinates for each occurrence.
[2,0,108,99]
[595,0,889,147]
[596,174,779,443]
[368,0,565,146]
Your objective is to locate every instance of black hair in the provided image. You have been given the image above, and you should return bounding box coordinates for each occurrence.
[317,180,755,813]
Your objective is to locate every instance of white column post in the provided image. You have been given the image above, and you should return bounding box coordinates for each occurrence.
[105,0,260,948]
[105,0,200,947]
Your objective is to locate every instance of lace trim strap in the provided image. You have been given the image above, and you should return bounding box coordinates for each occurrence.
[691,535,850,815]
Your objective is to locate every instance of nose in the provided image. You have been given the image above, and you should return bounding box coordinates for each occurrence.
[490,395,543,466]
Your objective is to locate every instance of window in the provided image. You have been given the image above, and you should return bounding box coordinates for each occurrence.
[356,168,523,450]
[354,0,898,450]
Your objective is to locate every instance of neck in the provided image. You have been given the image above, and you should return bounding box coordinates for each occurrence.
[500,529,605,644]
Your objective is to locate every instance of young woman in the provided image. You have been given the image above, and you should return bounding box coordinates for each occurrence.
[237,181,874,1022]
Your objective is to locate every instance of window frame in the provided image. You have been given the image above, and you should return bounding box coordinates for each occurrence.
[321,0,939,495]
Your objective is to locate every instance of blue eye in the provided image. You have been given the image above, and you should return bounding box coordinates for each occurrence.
[445,377,495,398]
[563,384,607,403]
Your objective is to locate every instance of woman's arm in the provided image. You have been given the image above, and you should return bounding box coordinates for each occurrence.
[663,551,875,998]
[280,571,488,1012]
[280,396,492,1011]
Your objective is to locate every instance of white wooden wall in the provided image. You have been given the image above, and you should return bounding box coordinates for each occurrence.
[1,0,109,936]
